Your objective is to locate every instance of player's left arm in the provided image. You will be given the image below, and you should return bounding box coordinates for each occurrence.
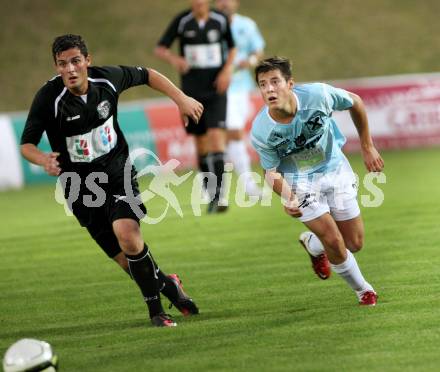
[348,92,384,172]
[147,68,204,126]
[214,15,237,94]
[214,47,236,94]
[237,21,265,70]
[237,49,264,70]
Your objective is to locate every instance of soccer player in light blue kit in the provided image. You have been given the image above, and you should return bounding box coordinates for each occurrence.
[216,0,265,197]
[251,57,384,306]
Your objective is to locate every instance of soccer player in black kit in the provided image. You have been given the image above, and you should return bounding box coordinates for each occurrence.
[21,34,203,327]
[155,0,236,213]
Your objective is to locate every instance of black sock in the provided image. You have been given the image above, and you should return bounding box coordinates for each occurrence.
[198,154,209,191]
[147,252,179,301]
[157,270,179,301]
[209,152,225,200]
[125,244,164,318]
[124,252,179,302]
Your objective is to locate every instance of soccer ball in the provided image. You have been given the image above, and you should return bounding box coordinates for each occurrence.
[2,339,58,372]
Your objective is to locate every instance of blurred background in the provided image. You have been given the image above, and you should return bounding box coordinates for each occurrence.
[2,2,440,370]
[1,0,439,112]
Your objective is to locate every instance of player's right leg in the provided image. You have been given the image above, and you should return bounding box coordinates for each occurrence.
[298,231,331,280]
[204,94,228,213]
[303,214,377,306]
[112,218,176,326]
[166,273,199,316]
[194,133,209,192]
[93,240,199,317]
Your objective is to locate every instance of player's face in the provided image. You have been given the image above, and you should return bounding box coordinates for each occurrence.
[215,0,238,16]
[191,0,210,17]
[257,69,294,110]
[55,47,90,95]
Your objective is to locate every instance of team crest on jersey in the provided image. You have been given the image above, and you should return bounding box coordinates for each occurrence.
[97,100,111,119]
[306,114,324,131]
[207,29,220,43]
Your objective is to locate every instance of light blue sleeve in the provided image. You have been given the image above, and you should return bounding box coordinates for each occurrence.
[323,83,353,112]
[250,132,280,170]
[248,20,265,53]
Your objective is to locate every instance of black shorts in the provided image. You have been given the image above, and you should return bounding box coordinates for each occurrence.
[185,94,227,136]
[69,175,146,258]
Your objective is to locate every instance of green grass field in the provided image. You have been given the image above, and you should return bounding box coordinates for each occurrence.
[1,148,440,371]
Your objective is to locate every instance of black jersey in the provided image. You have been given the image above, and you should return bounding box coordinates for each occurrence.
[21,65,149,179]
[157,9,234,99]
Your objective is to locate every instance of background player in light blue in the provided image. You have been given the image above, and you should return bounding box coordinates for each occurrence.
[216,0,265,197]
[251,57,384,306]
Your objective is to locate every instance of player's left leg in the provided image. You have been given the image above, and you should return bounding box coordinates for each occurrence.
[295,171,377,305]
[227,129,262,197]
[225,93,261,197]
[304,215,377,306]
[326,164,377,305]
[335,216,364,253]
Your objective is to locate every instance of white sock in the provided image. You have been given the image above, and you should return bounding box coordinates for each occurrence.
[227,140,260,193]
[227,140,250,174]
[331,250,373,295]
[306,232,325,257]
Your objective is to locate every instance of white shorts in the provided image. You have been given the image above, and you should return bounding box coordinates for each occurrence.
[293,160,360,222]
[226,92,252,130]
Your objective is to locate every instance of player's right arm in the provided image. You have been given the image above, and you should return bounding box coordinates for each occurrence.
[20,86,61,176]
[154,13,190,74]
[21,144,61,176]
[265,169,302,218]
[154,46,189,75]
[147,68,203,125]
[251,126,302,218]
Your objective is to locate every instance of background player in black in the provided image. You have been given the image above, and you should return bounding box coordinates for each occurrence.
[154,0,236,213]
[21,34,204,327]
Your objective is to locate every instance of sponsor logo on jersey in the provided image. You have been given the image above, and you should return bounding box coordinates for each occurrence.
[294,134,307,147]
[99,125,113,145]
[66,115,81,122]
[97,100,111,119]
[74,139,90,156]
[66,116,117,162]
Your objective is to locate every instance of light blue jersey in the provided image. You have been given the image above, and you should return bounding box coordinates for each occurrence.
[229,14,265,93]
[251,83,353,184]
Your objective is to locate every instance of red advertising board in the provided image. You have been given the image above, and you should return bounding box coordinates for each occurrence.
[334,74,440,151]
[144,73,440,168]
[145,102,197,168]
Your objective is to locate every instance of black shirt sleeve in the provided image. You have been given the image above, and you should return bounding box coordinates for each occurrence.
[157,12,184,48]
[215,10,235,49]
[99,65,149,93]
[222,13,235,49]
[21,86,53,145]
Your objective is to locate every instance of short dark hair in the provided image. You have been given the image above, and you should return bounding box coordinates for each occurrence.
[52,34,88,62]
[255,56,292,84]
